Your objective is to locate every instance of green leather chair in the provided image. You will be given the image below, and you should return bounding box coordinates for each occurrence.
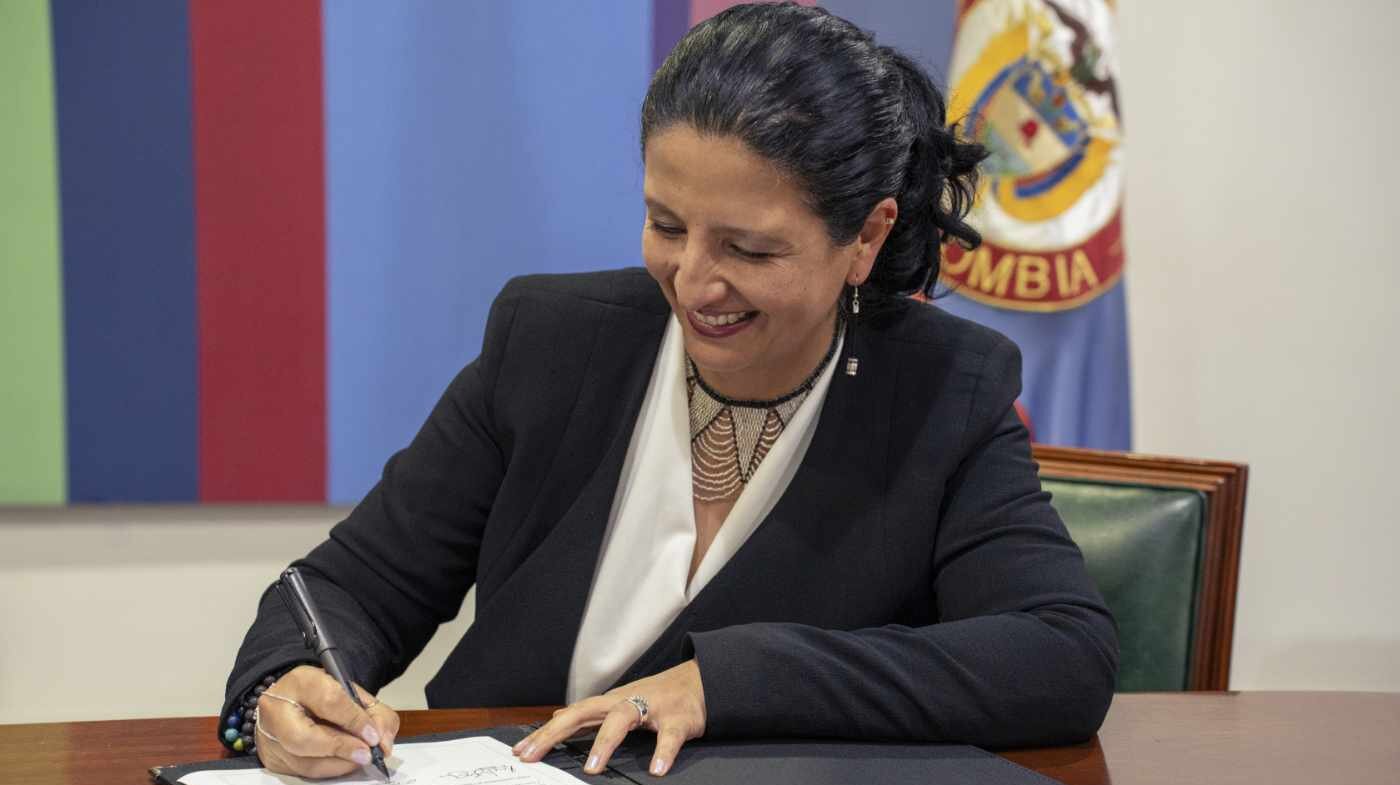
[1033,445,1248,691]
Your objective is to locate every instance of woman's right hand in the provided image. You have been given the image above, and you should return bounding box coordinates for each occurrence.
[254,665,400,779]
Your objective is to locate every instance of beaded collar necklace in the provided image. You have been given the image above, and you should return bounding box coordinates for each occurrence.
[685,317,842,503]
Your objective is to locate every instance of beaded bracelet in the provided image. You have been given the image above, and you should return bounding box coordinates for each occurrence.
[221,668,298,756]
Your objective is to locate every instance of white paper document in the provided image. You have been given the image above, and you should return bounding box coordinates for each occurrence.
[178,736,588,785]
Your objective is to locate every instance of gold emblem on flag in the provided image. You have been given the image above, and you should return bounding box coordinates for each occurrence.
[942,0,1125,312]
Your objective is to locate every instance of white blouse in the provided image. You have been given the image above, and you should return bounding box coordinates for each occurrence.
[566,314,843,701]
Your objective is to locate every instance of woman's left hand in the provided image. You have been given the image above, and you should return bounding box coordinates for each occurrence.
[512,659,707,777]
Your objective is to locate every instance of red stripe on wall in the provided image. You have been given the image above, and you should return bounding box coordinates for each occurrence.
[689,0,814,26]
[191,0,326,501]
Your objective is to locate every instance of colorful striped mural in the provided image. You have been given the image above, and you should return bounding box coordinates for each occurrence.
[0,1,978,505]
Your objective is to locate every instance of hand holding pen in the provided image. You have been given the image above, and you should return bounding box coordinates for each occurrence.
[249,568,400,780]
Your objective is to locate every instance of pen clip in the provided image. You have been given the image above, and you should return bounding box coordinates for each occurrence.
[275,567,324,653]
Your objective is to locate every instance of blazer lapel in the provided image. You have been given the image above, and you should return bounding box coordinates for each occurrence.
[428,298,669,706]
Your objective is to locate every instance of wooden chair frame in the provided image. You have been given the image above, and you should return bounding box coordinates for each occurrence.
[1031,444,1249,690]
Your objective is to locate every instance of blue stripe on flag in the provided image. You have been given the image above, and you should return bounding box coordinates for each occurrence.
[939,286,1132,450]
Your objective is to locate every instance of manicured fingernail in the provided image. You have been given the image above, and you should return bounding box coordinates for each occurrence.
[352,749,371,766]
[523,743,537,759]
[586,754,600,771]
[651,758,667,775]
[362,725,381,746]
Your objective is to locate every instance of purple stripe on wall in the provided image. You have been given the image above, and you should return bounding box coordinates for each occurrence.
[651,0,690,72]
[822,0,956,83]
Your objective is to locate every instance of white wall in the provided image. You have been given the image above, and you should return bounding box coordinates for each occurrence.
[3,0,1399,725]
[0,507,474,723]
[1117,0,1400,689]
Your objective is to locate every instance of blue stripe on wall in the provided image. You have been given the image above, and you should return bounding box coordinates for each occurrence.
[324,2,652,503]
[51,0,198,502]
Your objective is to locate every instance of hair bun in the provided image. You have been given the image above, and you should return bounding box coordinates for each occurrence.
[880,48,989,285]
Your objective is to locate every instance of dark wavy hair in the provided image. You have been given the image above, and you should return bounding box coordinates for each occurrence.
[641,2,987,312]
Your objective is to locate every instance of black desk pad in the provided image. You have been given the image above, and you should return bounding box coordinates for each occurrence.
[151,724,1061,785]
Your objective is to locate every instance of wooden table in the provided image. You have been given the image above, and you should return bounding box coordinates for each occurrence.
[2,692,1396,785]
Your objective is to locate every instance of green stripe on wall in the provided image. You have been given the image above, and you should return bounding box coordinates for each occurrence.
[0,1,68,504]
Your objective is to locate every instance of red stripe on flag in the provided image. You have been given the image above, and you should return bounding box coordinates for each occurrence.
[191,0,326,501]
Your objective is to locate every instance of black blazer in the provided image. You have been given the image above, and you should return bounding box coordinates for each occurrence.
[226,268,1117,749]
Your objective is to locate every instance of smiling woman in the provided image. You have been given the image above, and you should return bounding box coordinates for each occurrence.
[222,3,1118,780]
[642,130,859,402]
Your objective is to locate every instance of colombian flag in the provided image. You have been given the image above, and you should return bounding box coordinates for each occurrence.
[938,0,1132,449]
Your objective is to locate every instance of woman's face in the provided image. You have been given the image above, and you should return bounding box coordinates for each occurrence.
[642,125,889,400]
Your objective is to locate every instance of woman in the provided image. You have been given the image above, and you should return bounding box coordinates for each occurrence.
[224,4,1117,779]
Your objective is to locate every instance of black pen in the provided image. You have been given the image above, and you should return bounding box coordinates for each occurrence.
[275,567,391,780]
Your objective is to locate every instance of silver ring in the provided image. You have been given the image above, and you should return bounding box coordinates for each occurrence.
[624,695,649,725]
